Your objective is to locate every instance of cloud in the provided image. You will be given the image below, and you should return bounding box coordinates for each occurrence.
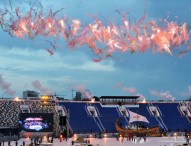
[114,82,136,94]
[181,86,191,98]
[113,81,146,100]
[57,60,116,72]
[0,74,16,95]
[113,82,124,88]
[149,89,176,101]
[0,46,117,98]
[0,46,116,73]
[136,93,146,100]
[122,87,136,94]
[72,84,93,99]
[31,80,53,95]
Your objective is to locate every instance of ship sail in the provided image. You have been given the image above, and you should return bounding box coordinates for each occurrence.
[128,110,149,123]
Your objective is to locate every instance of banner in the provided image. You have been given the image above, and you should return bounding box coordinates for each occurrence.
[128,110,149,123]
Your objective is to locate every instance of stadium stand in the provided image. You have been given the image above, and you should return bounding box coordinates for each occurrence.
[153,103,191,132]
[129,103,159,128]
[59,102,100,133]
[92,103,127,133]
[0,98,191,143]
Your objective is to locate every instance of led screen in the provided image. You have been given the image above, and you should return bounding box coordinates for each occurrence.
[19,113,53,132]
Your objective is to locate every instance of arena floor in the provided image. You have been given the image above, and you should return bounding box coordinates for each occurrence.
[2,136,189,146]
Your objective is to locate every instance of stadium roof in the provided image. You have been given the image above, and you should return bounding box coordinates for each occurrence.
[100,96,139,99]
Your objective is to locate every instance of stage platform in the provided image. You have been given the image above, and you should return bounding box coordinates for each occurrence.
[1,136,190,146]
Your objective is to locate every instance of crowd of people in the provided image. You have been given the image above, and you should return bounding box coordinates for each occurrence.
[0,100,60,137]
[0,140,24,146]
[116,134,147,144]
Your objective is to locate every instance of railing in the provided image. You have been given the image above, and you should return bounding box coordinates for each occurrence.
[66,118,73,134]
[95,106,101,116]
[178,102,184,116]
[84,105,90,116]
[92,116,103,133]
[96,117,106,132]
[116,107,121,115]
[156,105,163,117]
[155,105,168,131]
[158,116,168,131]
[146,104,153,116]
[148,103,168,131]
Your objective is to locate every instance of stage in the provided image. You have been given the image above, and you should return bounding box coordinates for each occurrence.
[1,136,190,146]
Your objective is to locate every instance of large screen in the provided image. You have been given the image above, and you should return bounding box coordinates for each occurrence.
[19,113,53,132]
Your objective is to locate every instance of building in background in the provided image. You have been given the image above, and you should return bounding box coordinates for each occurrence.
[23,90,40,99]
[75,91,82,101]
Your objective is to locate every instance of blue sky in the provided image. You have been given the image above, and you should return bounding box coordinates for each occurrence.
[0,0,191,100]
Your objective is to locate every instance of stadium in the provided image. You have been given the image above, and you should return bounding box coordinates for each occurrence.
[0,90,191,146]
[1,0,191,146]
